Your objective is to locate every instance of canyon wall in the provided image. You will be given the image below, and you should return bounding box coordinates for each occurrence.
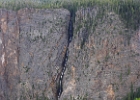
[0,7,140,100]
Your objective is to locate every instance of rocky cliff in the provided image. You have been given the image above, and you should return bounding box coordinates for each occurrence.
[0,7,140,100]
[62,7,140,100]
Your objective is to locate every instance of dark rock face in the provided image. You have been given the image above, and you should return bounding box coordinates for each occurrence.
[0,7,140,100]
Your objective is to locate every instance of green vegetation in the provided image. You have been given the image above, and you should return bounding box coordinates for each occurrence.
[0,0,140,30]
[135,98,140,100]
[123,84,140,100]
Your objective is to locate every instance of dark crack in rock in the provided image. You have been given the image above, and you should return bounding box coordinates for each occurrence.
[0,6,140,100]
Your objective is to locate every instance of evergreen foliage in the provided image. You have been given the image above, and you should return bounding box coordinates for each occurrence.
[0,0,140,30]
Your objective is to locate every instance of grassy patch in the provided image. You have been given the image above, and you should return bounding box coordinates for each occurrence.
[123,84,140,100]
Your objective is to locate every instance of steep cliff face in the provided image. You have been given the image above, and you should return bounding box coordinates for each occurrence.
[18,8,70,100]
[0,7,140,100]
[62,7,140,100]
[0,8,70,100]
[0,9,19,100]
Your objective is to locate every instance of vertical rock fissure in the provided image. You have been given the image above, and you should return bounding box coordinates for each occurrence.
[55,11,74,100]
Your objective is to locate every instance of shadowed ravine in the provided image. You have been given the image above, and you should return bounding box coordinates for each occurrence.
[53,11,74,100]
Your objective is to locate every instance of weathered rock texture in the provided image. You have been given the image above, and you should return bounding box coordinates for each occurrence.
[0,8,70,100]
[62,7,140,100]
[18,8,70,100]
[0,7,140,100]
[0,9,19,100]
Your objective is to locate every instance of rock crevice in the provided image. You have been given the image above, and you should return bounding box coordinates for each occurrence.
[0,7,140,100]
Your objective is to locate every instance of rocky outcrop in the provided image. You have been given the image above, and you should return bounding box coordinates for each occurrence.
[0,9,19,100]
[62,7,140,100]
[0,7,140,100]
[0,8,70,100]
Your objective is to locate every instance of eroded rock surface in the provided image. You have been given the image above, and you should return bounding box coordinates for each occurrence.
[0,9,19,100]
[0,8,70,100]
[0,7,140,100]
[62,7,140,100]
[18,8,70,100]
